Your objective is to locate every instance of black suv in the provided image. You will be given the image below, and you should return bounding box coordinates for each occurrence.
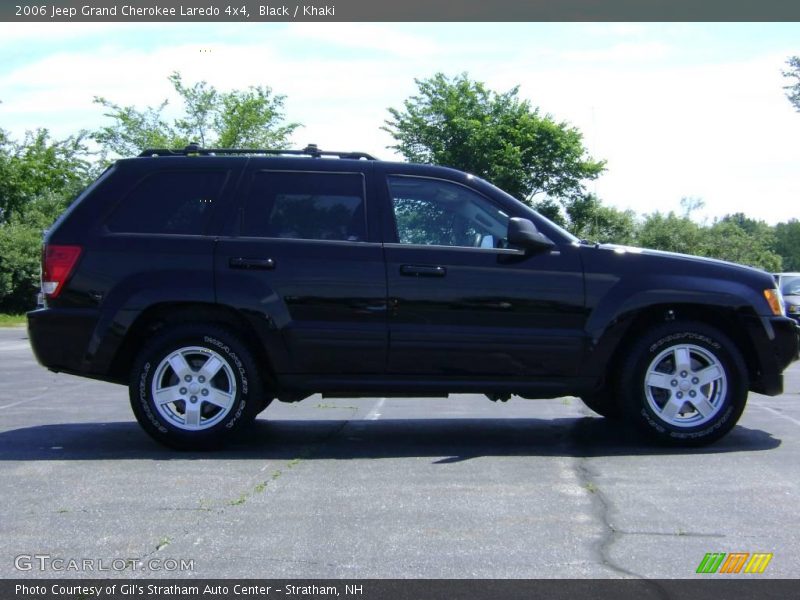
[27,145,798,449]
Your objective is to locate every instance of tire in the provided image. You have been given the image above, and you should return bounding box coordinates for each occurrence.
[129,324,264,450]
[618,321,748,446]
[580,389,622,419]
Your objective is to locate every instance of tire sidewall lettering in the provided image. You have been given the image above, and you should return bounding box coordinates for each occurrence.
[204,335,248,395]
[137,361,168,433]
[649,332,720,354]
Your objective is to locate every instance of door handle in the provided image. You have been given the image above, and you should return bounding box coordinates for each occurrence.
[399,264,446,278]
[229,257,275,270]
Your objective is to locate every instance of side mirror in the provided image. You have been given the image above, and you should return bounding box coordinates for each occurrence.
[507,217,555,253]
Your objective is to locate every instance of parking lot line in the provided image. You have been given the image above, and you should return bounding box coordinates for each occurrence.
[365,397,386,420]
[750,403,800,427]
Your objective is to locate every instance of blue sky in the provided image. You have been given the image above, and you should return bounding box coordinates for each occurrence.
[1,22,798,223]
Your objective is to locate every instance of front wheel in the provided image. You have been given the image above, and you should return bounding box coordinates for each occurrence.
[619,322,748,446]
[129,324,264,450]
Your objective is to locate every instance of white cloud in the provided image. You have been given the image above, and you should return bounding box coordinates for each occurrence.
[562,41,672,63]
[286,23,440,58]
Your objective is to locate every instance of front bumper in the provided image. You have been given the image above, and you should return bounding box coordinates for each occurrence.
[747,315,799,396]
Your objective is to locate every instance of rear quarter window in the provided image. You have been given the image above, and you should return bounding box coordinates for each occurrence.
[105,170,227,235]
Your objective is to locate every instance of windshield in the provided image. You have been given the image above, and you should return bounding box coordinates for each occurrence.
[780,275,800,296]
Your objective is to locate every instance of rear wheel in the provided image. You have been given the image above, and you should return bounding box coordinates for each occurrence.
[619,321,747,446]
[129,324,264,449]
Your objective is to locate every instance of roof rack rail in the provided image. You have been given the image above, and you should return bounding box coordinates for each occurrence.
[138,143,377,160]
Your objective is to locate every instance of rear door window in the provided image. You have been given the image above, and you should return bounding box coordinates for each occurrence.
[241,171,367,242]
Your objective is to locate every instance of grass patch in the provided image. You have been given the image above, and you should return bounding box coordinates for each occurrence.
[0,314,26,327]
[226,457,307,508]
[228,494,247,506]
[156,537,171,551]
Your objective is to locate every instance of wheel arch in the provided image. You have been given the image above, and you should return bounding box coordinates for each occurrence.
[587,303,758,394]
[108,302,278,389]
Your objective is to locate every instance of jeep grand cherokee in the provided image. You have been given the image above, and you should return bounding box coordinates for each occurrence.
[27,145,799,449]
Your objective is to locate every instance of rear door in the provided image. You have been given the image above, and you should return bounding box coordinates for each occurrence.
[215,161,388,375]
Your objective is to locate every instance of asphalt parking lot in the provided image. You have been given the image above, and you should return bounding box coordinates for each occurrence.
[1,325,798,579]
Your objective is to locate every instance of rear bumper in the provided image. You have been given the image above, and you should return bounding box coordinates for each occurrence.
[27,307,99,375]
[747,315,799,396]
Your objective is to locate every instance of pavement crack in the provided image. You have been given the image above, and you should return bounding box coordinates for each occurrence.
[574,457,675,599]
[574,458,643,579]
[613,529,725,538]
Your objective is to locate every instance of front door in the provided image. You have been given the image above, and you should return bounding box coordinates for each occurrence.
[382,175,585,378]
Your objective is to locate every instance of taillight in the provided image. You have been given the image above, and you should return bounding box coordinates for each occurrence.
[42,244,82,299]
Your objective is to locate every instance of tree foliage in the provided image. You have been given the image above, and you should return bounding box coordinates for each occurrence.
[702,220,781,271]
[0,121,93,311]
[634,210,782,271]
[784,56,800,112]
[92,72,301,157]
[0,191,73,312]
[0,128,92,222]
[774,220,800,271]
[384,73,605,205]
[564,194,637,245]
[637,211,705,256]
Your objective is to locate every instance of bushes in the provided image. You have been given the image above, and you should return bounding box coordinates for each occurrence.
[0,192,72,313]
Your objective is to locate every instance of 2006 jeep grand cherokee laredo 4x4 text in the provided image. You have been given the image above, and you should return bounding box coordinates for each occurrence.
[27,145,799,449]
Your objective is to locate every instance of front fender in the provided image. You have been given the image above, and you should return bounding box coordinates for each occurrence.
[581,273,765,379]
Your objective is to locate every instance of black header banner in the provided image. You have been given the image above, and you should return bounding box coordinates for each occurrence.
[3,0,800,22]
[4,579,800,600]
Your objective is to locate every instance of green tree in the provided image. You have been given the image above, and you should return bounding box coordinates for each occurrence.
[721,212,774,238]
[384,73,605,206]
[93,71,301,158]
[636,211,704,255]
[774,219,800,271]
[0,220,42,312]
[784,56,800,112]
[0,192,72,312]
[0,128,92,222]
[636,208,782,271]
[701,219,781,271]
[530,198,566,227]
[564,193,636,244]
[0,116,92,309]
